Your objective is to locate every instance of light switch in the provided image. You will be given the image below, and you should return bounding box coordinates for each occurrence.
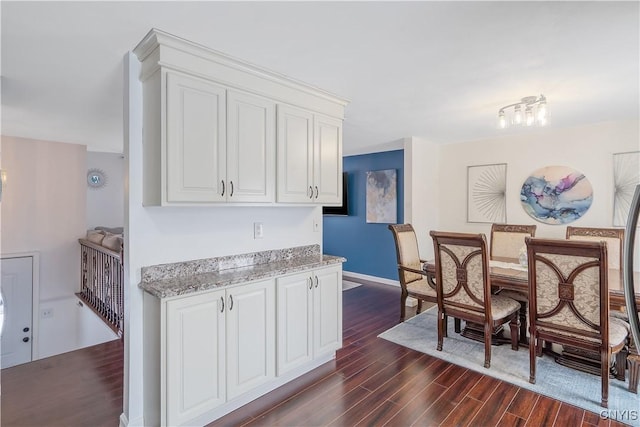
[254,222,264,239]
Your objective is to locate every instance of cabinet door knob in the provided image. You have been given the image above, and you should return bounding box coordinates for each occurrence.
[314,186,319,199]
[220,296,225,313]
[221,180,225,196]
[230,181,234,197]
[23,337,30,343]
[23,327,30,333]
[229,295,234,311]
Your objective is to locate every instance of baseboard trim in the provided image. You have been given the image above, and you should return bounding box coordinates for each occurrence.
[342,271,399,287]
[342,271,417,307]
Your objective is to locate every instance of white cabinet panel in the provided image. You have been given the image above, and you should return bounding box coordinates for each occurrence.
[314,115,343,204]
[166,290,225,426]
[313,265,342,356]
[276,272,313,375]
[166,72,226,203]
[276,105,314,203]
[227,91,275,202]
[226,279,275,399]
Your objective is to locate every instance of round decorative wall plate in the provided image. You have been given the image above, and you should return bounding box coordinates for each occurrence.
[87,168,108,189]
[520,165,593,225]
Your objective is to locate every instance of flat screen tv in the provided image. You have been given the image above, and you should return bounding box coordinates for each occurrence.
[323,172,349,216]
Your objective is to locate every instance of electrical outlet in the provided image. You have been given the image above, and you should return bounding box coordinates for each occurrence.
[41,308,54,319]
[254,222,264,239]
[313,218,320,232]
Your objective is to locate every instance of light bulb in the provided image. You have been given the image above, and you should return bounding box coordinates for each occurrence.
[514,105,522,125]
[498,110,506,129]
[525,106,534,126]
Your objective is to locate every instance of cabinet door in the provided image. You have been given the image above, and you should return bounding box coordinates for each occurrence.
[226,279,275,399]
[166,72,226,203]
[313,266,343,357]
[313,115,343,204]
[227,91,276,202]
[166,290,226,426]
[276,272,313,375]
[276,105,314,203]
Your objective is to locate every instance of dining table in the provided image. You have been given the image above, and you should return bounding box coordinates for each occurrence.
[423,257,640,393]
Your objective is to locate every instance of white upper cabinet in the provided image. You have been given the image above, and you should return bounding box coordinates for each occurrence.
[276,106,343,204]
[133,28,347,206]
[226,90,275,202]
[166,72,227,203]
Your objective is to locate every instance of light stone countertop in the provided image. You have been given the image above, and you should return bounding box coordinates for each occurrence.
[139,253,345,299]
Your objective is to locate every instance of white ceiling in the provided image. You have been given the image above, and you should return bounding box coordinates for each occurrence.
[2,1,638,155]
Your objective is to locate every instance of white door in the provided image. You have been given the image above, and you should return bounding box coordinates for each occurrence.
[276,105,314,203]
[313,266,342,357]
[227,90,276,202]
[1,257,33,369]
[314,115,343,204]
[166,290,226,426]
[165,71,227,203]
[226,279,275,399]
[276,272,313,375]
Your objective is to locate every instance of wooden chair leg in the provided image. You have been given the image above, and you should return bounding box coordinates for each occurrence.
[484,322,492,368]
[509,316,519,351]
[518,301,528,345]
[529,335,537,384]
[400,290,408,322]
[454,318,461,333]
[601,351,609,408]
[417,299,423,314]
[437,310,444,351]
[615,349,627,381]
[443,314,448,338]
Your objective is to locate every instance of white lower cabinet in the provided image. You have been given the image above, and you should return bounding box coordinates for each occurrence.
[164,279,275,426]
[277,265,342,375]
[146,266,342,426]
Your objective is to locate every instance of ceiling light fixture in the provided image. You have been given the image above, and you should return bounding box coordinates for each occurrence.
[498,95,547,129]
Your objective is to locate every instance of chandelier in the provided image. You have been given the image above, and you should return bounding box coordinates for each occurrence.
[498,95,547,129]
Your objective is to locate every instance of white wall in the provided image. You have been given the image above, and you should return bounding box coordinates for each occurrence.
[87,152,125,229]
[434,120,640,267]
[123,53,324,426]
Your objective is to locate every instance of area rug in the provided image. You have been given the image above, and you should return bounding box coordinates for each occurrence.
[379,308,640,425]
[342,280,363,291]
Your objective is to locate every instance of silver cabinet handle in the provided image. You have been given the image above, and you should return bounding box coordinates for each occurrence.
[309,186,313,199]
[314,186,319,199]
[309,277,313,290]
[220,296,225,313]
[230,181,234,197]
[315,276,319,288]
[221,180,225,196]
[229,295,234,311]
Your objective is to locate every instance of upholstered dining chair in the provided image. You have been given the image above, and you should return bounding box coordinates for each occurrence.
[526,237,629,408]
[388,224,438,322]
[491,223,537,345]
[430,231,520,368]
[566,226,624,272]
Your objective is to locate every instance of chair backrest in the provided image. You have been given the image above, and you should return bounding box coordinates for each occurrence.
[388,224,423,284]
[490,223,537,260]
[566,226,624,271]
[526,237,609,345]
[430,231,491,317]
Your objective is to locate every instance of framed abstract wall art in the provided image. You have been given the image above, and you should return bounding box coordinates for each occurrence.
[520,165,593,225]
[366,169,397,223]
[467,163,507,223]
[613,151,640,226]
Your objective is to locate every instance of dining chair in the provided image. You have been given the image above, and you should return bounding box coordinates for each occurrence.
[491,223,537,345]
[526,237,629,408]
[430,231,520,368]
[388,224,438,322]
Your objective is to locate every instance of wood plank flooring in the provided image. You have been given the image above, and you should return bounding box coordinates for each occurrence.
[0,282,629,426]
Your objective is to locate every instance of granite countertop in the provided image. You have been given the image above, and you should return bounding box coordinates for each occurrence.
[139,245,345,298]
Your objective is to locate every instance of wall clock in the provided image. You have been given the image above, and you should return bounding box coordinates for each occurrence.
[87,168,108,189]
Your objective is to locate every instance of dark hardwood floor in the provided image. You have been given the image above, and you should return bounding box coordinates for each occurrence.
[0,282,628,426]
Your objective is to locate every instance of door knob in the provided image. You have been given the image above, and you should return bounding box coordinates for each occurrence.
[23,327,30,333]
[23,337,30,343]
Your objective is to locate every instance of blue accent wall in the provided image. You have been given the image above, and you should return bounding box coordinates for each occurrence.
[323,150,404,281]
